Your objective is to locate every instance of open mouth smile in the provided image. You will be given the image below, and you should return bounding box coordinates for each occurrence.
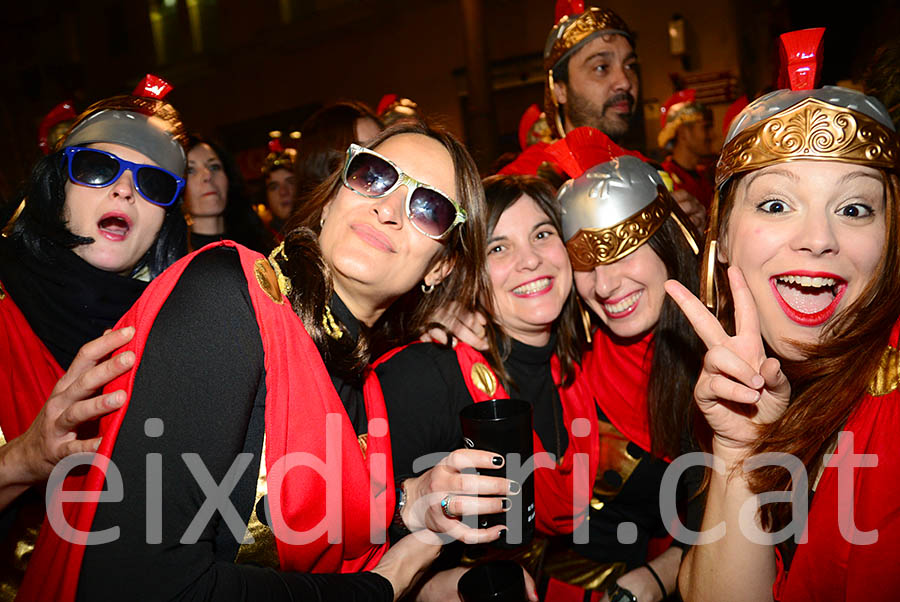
[512,277,553,297]
[770,272,847,326]
[602,290,642,318]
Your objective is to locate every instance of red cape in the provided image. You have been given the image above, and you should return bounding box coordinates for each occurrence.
[19,242,393,601]
[581,329,660,458]
[774,320,900,600]
[0,281,64,441]
[660,157,715,210]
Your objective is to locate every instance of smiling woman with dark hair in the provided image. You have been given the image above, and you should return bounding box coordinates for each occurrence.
[21,121,514,602]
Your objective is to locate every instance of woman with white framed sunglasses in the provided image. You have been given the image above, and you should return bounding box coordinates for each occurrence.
[22,121,513,602]
[0,75,188,595]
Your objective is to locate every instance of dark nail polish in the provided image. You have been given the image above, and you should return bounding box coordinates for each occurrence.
[501,498,511,511]
[509,480,521,494]
[492,455,504,466]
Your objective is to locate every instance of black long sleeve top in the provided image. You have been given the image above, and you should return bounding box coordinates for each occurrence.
[76,247,391,601]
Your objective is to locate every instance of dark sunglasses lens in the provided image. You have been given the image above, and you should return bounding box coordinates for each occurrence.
[409,187,456,237]
[136,167,178,206]
[71,150,120,186]
[346,152,398,196]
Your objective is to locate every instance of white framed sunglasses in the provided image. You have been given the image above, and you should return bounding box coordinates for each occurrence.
[341,143,467,239]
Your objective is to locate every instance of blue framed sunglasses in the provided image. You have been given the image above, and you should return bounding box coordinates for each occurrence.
[341,143,466,240]
[63,146,185,207]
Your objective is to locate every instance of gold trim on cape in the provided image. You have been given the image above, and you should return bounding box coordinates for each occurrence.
[235,436,280,568]
[868,345,900,396]
[592,420,643,502]
[470,362,498,397]
[253,259,283,305]
[715,97,900,188]
[541,545,626,591]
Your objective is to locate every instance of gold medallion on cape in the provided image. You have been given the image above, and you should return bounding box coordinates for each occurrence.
[470,362,497,396]
[868,345,900,396]
[253,259,283,305]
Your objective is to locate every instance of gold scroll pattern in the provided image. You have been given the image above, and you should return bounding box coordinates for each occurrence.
[566,199,668,270]
[716,98,900,187]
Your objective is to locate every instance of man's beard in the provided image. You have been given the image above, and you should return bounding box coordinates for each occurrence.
[564,90,635,140]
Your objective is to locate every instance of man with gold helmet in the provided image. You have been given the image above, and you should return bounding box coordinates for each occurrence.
[501,0,637,179]
[502,1,706,228]
[658,89,715,208]
[665,28,900,601]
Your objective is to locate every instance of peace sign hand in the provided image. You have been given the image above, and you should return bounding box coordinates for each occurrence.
[665,266,790,455]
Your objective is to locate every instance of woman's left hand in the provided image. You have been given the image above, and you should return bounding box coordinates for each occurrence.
[402,449,513,545]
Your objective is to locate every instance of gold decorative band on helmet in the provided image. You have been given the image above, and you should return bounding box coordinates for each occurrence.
[565,189,668,271]
[543,8,633,70]
[716,97,900,188]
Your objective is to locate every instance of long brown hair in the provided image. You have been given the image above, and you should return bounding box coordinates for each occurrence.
[713,171,900,530]
[273,121,489,382]
[295,101,383,206]
[478,174,585,389]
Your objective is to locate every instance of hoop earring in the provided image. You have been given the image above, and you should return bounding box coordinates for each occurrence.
[421,282,435,294]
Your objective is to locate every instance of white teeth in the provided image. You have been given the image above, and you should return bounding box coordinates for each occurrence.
[512,278,551,295]
[604,291,642,314]
[776,275,837,288]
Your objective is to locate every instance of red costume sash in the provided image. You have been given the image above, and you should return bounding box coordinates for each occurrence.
[18,242,392,601]
[365,341,600,536]
[0,280,64,441]
[773,320,900,600]
[581,329,659,458]
[660,157,714,210]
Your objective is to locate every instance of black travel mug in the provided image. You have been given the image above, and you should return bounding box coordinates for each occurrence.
[459,398,535,548]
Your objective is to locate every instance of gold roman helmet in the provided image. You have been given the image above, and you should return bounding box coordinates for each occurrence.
[703,28,900,308]
[543,1,634,139]
[657,89,710,149]
[546,127,698,270]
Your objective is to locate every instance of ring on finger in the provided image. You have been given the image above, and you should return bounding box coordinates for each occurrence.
[440,495,457,519]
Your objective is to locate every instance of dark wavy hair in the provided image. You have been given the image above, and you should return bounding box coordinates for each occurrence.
[272,120,489,382]
[6,150,185,278]
[644,215,705,459]
[479,174,585,389]
[185,135,275,254]
[295,101,383,206]
[586,211,704,459]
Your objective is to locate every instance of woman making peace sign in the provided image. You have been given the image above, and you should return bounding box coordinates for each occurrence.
[668,29,900,601]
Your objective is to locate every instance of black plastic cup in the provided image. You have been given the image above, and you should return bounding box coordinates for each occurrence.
[459,398,535,548]
[457,560,527,602]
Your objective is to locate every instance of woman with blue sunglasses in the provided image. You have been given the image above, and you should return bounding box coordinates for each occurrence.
[0,76,189,595]
[21,121,513,602]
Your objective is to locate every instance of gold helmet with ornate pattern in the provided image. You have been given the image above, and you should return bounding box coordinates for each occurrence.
[547,127,698,270]
[702,28,900,308]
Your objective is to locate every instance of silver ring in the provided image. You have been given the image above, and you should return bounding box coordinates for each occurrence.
[440,495,457,519]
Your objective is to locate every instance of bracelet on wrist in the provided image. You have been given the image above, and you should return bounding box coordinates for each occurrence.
[643,563,667,600]
[390,479,411,536]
